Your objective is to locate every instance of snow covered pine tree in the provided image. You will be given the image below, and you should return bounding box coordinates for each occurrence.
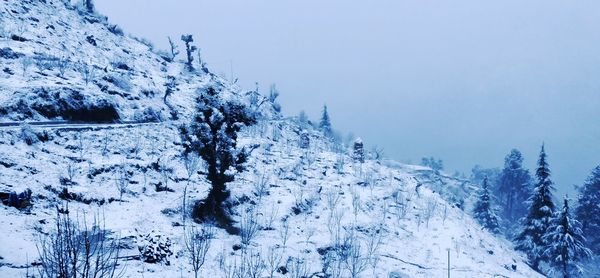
[514,144,556,271]
[473,176,501,234]
[180,87,256,233]
[575,165,600,254]
[544,198,592,277]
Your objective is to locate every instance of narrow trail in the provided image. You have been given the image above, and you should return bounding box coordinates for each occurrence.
[0,121,164,131]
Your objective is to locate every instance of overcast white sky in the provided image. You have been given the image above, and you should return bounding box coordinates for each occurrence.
[96,0,600,196]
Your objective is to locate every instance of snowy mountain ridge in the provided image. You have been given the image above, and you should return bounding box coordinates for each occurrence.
[0,1,543,277]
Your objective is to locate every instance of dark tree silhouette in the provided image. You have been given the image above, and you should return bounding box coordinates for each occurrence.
[180,87,256,233]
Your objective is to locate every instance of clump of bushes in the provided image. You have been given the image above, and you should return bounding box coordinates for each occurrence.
[4,189,32,209]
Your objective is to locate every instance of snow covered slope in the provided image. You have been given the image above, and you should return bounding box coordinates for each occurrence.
[0,1,543,277]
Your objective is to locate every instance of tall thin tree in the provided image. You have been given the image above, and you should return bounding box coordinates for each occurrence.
[514,144,556,271]
[575,165,600,254]
[497,149,532,223]
[319,104,332,137]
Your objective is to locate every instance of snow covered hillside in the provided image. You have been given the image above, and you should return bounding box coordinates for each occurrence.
[0,1,543,277]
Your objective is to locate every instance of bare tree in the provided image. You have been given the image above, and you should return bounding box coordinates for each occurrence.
[423,197,438,227]
[167,36,179,61]
[36,210,123,278]
[184,225,213,278]
[343,231,369,278]
[77,61,95,86]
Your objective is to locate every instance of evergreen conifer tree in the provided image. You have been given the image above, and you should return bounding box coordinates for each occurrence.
[575,165,600,254]
[514,144,556,271]
[319,104,332,137]
[498,149,532,222]
[473,176,501,234]
[544,198,592,277]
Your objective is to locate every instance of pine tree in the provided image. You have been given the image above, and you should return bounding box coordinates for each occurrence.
[498,149,532,223]
[473,176,501,234]
[575,165,600,254]
[319,104,332,137]
[514,144,556,271]
[179,87,256,233]
[544,198,592,277]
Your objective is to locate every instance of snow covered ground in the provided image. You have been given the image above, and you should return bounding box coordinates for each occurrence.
[0,0,547,277]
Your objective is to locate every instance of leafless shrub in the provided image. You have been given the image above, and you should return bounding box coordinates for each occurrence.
[326,190,341,213]
[334,154,345,174]
[36,210,123,278]
[253,173,269,202]
[423,197,438,227]
[243,251,265,278]
[184,225,213,278]
[101,131,109,157]
[240,206,261,246]
[351,188,361,221]
[21,56,33,76]
[66,161,77,184]
[342,231,369,278]
[77,132,86,160]
[115,165,129,201]
[129,131,142,159]
[264,204,278,230]
[266,246,282,278]
[288,257,309,278]
[371,146,384,161]
[77,61,95,85]
[327,208,345,245]
[167,36,179,62]
[182,152,201,181]
[364,228,383,271]
[57,56,69,77]
[279,219,290,248]
[159,160,172,192]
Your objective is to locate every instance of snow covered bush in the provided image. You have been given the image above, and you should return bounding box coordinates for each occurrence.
[133,106,163,123]
[137,231,173,265]
[19,123,38,145]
